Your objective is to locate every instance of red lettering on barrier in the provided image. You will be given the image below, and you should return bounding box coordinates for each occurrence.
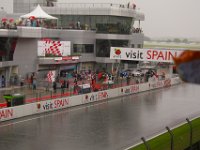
[0,109,13,120]
[98,91,108,100]
[130,85,139,93]
[54,99,69,109]
[164,79,171,87]
[158,81,163,87]
[43,99,69,110]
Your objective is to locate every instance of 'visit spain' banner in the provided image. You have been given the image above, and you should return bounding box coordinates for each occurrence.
[110,47,183,63]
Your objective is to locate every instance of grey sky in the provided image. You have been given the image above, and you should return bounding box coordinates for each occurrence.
[134,0,200,38]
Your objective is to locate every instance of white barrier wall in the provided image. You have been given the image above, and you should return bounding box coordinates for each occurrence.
[0,77,181,122]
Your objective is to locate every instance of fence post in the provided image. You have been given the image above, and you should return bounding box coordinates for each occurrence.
[141,137,151,150]
[186,118,193,149]
[34,93,39,102]
[166,126,174,150]
[39,93,41,101]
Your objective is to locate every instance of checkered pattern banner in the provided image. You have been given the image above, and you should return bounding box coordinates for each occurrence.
[45,40,62,56]
[46,70,56,83]
[38,39,71,57]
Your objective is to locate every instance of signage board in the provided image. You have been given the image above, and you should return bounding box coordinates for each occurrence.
[38,40,71,57]
[110,47,183,63]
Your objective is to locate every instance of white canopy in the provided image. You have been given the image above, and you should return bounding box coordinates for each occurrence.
[20,4,57,20]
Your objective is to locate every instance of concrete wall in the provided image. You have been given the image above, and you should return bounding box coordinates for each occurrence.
[12,38,38,77]
[43,5,144,20]
[59,30,96,44]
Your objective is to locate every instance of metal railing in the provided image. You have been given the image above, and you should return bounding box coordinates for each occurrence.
[0,75,156,107]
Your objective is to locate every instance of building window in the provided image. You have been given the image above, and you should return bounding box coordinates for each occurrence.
[137,44,143,48]
[57,15,133,34]
[0,37,17,62]
[73,44,94,54]
[96,16,132,34]
[96,40,128,57]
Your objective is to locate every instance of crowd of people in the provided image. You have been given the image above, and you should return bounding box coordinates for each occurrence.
[0,17,57,29]
[132,28,143,33]
[118,2,136,9]
[0,68,165,94]
[0,19,17,29]
[48,68,163,95]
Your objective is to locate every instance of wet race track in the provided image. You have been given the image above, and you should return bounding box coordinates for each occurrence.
[1,83,200,150]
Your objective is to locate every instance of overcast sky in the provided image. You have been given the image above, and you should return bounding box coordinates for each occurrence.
[133,0,200,39]
[1,0,200,39]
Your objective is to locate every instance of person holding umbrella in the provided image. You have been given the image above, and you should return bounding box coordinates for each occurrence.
[1,18,7,28]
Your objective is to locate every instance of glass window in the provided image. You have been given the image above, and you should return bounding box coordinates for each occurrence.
[57,15,133,34]
[96,16,132,34]
[0,38,17,62]
[73,44,94,54]
[138,44,143,48]
[96,40,128,57]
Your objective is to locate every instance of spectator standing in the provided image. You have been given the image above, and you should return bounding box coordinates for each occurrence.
[1,75,5,87]
[61,80,66,94]
[0,76,2,88]
[74,77,78,85]
[32,75,37,90]
[63,80,66,88]
[77,21,81,29]
[127,75,131,85]
[30,74,33,87]
[66,80,69,89]
[53,81,57,93]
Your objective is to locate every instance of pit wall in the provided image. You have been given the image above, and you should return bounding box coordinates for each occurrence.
[0,77,180,122]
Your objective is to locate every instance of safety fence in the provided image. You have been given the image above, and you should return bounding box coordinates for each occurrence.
[0,76,158,107]
[129,117,200,150]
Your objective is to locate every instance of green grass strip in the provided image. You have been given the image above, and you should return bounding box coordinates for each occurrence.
[130,117,200,150]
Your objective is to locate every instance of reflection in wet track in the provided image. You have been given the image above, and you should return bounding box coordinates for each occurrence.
[1,83,200,150]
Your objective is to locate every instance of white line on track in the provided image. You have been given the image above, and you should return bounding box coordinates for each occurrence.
[0,98,110,128]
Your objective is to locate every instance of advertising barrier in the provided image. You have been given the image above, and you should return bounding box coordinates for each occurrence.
[0,77,181,122]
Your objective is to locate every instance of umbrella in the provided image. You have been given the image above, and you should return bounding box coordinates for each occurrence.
[9,18,14,23]
[29,16,36,20]
[1,18,7,22]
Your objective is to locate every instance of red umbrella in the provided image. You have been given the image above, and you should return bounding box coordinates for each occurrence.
[29,16,36,20]
[1,18,7,22]
[9,18,14,23]
[98,72,103,80]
